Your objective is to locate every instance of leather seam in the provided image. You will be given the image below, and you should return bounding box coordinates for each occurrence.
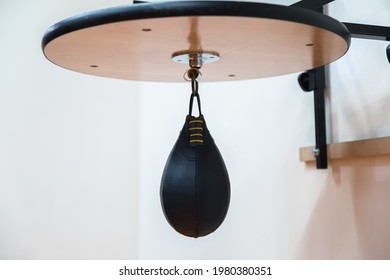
[194,149,199,238]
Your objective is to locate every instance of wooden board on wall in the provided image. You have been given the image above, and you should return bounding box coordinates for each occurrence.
[300,136,390,162]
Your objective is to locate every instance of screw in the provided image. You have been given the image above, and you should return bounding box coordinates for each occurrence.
[312,148,320,158]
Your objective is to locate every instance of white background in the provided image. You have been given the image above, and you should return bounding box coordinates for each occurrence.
[1,0,390,259]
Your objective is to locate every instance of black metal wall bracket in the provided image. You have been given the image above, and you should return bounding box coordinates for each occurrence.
[293,0,390,169]
[293,2,329,169]
[298,68,328,169]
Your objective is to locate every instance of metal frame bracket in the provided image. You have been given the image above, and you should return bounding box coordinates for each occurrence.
[298,67,328,169]
[294,0,390,169]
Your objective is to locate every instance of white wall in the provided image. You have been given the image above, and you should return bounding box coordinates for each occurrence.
[0,0,139,259]
[1,0,390,260]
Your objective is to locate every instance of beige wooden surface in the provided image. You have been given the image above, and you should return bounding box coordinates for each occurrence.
[44,16,349,82]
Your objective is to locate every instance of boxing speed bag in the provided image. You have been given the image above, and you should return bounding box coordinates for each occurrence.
[160,93,230,238]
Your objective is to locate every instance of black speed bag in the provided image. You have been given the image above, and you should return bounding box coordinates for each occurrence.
[160,114,230,238]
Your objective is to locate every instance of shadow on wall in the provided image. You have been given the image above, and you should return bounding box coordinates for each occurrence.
[297,156,390,259]
[330,70,390,142]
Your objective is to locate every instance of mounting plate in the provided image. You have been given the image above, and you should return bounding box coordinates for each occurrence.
[172,51,220,68]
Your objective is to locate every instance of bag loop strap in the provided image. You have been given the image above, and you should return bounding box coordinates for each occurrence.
[187,68,202,116]
[189,79,202,116]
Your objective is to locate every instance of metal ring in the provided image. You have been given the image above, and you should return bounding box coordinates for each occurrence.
[183,70,192,82]
[183,68,202,82]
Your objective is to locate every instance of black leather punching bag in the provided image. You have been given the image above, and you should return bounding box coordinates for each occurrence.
[160,92,230,238]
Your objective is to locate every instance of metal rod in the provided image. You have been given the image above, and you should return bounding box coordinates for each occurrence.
[312,66,328,169]
[343,22,390,41]
[290,0,335,10]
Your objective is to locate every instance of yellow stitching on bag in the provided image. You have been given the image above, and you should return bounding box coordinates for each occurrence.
[189,120,203,124]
